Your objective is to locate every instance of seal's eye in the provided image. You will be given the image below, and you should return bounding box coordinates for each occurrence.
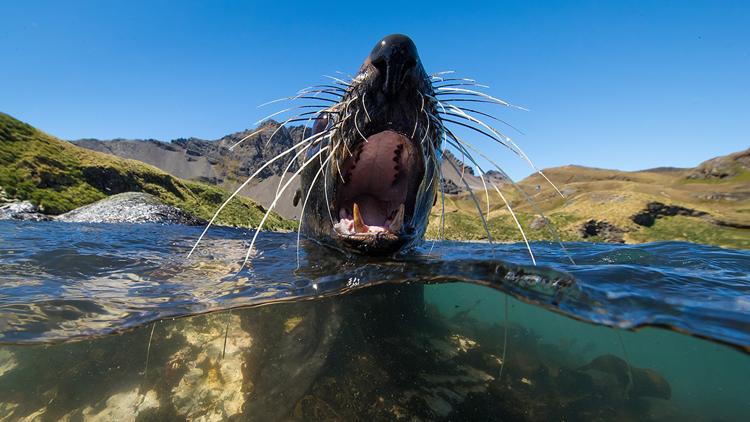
[311,113,330,135]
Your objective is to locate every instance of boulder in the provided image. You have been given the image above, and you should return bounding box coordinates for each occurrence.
[56,192,205,225]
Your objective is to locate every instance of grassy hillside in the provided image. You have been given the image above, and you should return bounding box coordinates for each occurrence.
[0,112,295,230]
[427,160,750,249]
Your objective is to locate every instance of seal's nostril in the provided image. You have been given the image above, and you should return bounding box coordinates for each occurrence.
[368,34,421,97]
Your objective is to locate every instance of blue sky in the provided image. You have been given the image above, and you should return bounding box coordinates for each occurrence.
[2,1,748,180]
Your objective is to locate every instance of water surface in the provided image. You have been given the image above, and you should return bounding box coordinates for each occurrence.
[0,220,748,420]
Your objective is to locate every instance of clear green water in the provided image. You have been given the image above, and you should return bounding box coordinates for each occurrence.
[426,283,750,421]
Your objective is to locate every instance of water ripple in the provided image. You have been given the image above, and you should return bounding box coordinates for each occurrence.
[0,220,748,351]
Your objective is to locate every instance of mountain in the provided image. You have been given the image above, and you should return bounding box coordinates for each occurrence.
[66,119,749,249]
[427,150,750,249]
[0,112,294,230]
[72,120,308,191]
[73,127,490,219]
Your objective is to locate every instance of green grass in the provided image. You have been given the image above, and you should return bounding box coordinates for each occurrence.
[628,216,750,249]
[426,194,749,249]
[0,112,296,230]
[426,211,580,242]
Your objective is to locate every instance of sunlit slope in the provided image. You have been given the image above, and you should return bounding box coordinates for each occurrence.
[427,157,750,249]
[0,112,295,230]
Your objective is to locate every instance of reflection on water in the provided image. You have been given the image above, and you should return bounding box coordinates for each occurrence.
[0,220,748,420]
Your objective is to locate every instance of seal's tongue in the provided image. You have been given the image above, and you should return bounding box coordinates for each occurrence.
[334,130,417,235]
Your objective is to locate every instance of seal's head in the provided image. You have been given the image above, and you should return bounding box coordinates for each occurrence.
[299,34,442,255]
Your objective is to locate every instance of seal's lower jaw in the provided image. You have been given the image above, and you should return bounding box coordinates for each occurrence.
[333,130,424,254]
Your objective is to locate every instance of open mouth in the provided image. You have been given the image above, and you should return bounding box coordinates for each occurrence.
[333,130,424,240]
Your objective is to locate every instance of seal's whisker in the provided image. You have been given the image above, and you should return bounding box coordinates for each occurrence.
[439,117,515,151]
[273,143,313,202]
[445,137,536,265]
[442,104,565,199]
[442,106,521,154]
[297,84,348,93]
[257,91,338,108]
[296,152,335,268]
[242,146,330,269]
[263,115,334,148]
[442,152,495,258]
[295,89,344,98]
[228,128,266,151]
[444,128,574,265]
[424,130,445,253]
[335,70,355,81]
[433,82,490,89]
[439,106,525,135]
[187,130,330,258]
[274,111,336,199]
[292,96,340,103]
[322,74,353,87]
[430,70,456,78]
[490,182,536,265]
[361,92,371,123]
[323,160,335,225]
[258,95,339,109]
[354,109,369,144]
[418,105,434,192]
[431,77,478,83]
[435,87,528,111]
[255,105,333,126]
[432,97,516,108]
[412,93,426,140]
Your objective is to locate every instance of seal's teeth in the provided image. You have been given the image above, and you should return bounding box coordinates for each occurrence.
[353,203,368,233]
[389,203,405,233]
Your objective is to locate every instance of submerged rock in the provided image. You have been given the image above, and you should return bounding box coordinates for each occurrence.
[56,192,205,225]
[76,388,160,422]
[0,284,681,421]
[169,313,252,421]
[579,354,671,400]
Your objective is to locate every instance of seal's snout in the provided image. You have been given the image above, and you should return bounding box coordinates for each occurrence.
[369,34,421,97]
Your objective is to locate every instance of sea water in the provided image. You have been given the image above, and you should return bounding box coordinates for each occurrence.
[0,220,748,421]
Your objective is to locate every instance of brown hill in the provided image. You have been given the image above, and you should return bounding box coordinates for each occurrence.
[426,150,750,249]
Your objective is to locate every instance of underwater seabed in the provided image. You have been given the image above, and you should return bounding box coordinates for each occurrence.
[0,282,747,422]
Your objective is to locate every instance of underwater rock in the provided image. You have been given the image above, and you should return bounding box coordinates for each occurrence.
[579,354,671,400]
[56,192,205,225]
[168,313,252,421]
[0,282,683,421]
[0,200,51,221]
[241,300,343,420]
[0,350,16,377]
[76,388,160,421]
